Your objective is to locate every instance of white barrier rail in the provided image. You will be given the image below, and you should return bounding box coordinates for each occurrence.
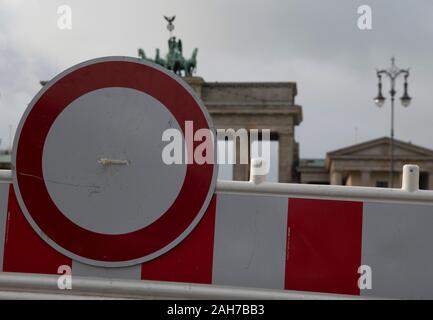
[0,272,374,300]
[3,165,433,205]
[0,170,10,182]
[216,180,433,204]
[217,162,433,204]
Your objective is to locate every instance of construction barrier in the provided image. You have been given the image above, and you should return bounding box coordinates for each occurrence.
[2,167,433,299]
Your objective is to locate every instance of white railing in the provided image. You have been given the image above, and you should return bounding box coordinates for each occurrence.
[217,162,433,205]
[2,163,433,205]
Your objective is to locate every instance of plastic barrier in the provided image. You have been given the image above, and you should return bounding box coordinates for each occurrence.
[1,164,433,299]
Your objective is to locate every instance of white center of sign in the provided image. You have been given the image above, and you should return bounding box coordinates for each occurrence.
[42,87,186,235]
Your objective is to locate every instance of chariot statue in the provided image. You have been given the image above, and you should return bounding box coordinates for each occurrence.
[138,16,198,77]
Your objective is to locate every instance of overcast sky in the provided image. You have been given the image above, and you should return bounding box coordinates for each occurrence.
[1,0,433,158]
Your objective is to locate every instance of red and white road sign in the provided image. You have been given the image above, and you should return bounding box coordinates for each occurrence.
[11,57,217,267]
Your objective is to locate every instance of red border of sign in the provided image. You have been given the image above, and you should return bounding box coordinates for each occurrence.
[14,59,214,263]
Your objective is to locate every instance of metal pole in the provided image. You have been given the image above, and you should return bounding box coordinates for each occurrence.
[375,57,410,188]
[390,94,394,188]
[0,272,372,300]
[389,73,397,188]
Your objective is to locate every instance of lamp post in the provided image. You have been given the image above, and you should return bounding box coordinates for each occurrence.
[374,57,411,188]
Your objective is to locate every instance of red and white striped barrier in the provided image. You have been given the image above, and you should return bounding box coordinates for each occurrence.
[2,171,433,299]
[3,58,431,300]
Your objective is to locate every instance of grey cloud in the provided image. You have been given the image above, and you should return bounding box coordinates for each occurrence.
[0,0,432,158]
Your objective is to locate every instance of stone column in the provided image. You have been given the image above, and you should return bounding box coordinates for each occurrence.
[428,173,433,190]
[330,171,343,185]
[233,134,250,181]
[360,170,371,186]
[397,171,403,188]
[278,133,292,183]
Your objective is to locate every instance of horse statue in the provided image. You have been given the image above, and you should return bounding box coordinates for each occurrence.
[138,33,198,77]
[185,48,198,77]
[165,36,186,76]
[138,48,168,69]
[154,48,166,68]
[138,48,147,60]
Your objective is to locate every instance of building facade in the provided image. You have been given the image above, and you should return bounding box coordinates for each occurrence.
[185,77,303,183]
[299,137,433,189]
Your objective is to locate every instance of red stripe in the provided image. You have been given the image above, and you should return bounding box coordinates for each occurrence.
[140,195,216,284]
[285,198,363,295]
[2,185,71,274]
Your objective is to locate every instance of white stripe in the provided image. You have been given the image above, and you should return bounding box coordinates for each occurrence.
[212,193,288,289]
[0,183,10,271]
[72,261,141,280]
[361,202,433,299]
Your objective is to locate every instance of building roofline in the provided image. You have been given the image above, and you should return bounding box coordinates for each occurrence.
[327,137,433,157]
[202,81,297,96]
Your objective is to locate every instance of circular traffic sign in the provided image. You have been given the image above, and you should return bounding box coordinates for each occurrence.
[12,57,217,267]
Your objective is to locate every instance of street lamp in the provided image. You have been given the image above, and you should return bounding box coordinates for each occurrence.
[374,74,386,107]
[374,57,411,188]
